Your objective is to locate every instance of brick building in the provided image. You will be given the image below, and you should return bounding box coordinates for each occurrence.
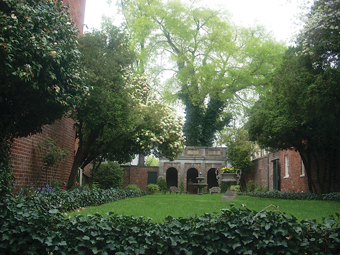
[10,0,86,191]
[249,148,309,193]
[123,147,228,193]
[123,146,312,193]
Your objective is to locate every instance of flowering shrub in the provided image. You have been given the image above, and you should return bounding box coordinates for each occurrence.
[124,70,186,160]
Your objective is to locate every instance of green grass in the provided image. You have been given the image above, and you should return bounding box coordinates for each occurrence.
[66,193,340,223]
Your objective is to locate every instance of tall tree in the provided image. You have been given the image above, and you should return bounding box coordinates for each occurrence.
[0,0,87,195]
[119,0,285,146]
[247,0,340,193]
[68,27,185,188]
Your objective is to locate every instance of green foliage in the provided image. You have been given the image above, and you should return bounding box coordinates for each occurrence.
[36,136,68,181]
[157,177,167,194]
[68,27,185,188]
[147,184,159,194]
[94,161,124,189]
[125,184,141,191]
[254,186,269,192]
[248,190,340,201]
[220,182,228,193]
[0,0,87,141]
[1,195,340,254]
[0,144,13,197]
[146,156,159,166]
[180,180,184,194]
[121,0,286,146]
[246,0,340,194]
[231,185,241,192]
[246,180,256,193]
[221,128,254,175]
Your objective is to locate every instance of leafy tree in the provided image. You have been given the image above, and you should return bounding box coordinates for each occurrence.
[247,0,340,193]
[119,0,285,146]
[0,0,87,195]
[220,127,254,190]
[68,27,185,188]
[94,161,124,189]
[146,156,159,166]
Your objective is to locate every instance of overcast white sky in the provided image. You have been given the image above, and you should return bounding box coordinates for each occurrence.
[84,0,310,44]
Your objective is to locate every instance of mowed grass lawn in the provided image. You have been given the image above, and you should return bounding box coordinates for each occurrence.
[67,193,340,223]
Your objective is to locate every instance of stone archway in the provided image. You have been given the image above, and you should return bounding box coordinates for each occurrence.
[187,168,198,194]
[166,167,178,188]
[207,168,219,189]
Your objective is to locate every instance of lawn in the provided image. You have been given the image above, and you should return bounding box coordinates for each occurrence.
[67,193,340,223]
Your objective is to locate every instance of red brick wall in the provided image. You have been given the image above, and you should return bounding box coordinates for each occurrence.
[250,156,270,188]
[11,118,76,191]
[244,149,309,193]
[122,166,159,190]
[10,0,86,191]
[280,149,308,193]
[61,0,86,35]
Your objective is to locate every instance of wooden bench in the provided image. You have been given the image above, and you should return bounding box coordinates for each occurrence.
[169,186,180,194]
[209,187,221,195]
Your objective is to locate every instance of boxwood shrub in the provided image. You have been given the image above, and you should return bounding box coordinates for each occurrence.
[1,189,340,254]
[247,190,340,201]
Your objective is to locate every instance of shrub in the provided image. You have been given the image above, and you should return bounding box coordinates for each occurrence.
[147,184,159,194]
[246,179,255,193]
[231,185,241,192]
[125,184,140,191]
[247,190,340,201]
[94,161,124,189]
[180,180,184,193]
[157,177,167,194]
[220,182,228,193]
[254,186,268,192]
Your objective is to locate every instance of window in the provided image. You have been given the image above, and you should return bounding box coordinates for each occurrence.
[284,155,289,178]
[301,161,305,177]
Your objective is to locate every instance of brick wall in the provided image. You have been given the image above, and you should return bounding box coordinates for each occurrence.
[122,166,159,190]
[61,0,86,35]
[280,149,308,193]
[10,0,86,191]
[250,156,270,188]
[11,118,76,191]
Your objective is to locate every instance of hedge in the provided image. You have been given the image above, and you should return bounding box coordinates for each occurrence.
[247,190,340,202]
[1,189,340,254]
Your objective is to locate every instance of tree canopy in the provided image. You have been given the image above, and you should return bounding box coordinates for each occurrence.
[0,0,87,141]
[119,0,286,146]
[247,0,340,193]
[68,27,185,188]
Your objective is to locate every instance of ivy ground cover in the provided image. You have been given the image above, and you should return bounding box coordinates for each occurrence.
[67,193,340,223]
[2,190,340,254]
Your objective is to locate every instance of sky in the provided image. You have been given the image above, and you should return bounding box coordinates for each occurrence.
[84,0,310,44]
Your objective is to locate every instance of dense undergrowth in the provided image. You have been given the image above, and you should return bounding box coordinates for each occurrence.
[1,188,340,254]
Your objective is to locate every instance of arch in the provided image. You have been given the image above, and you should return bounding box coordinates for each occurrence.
[207,168,219,189]
[187,168,198,194]
[166,167,178,189]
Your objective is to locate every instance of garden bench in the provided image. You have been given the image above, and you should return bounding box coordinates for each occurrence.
[209,186,221,195]
[169,186,180,194]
